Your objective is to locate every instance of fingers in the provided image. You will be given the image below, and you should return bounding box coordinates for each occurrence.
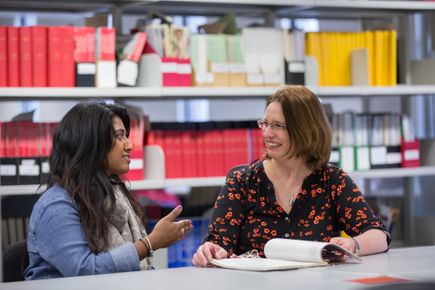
[192,242,227,267]
[163,205,183,222]
[214,247,228,259]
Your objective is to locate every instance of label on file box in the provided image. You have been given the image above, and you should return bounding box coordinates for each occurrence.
[19,164,40,176]
[129,158,144,170]
[0,165,16,176]
[386,153,401,164]
[178,63,192,74]
[370,146,387,165]
[356,147,370,170]
[230,63,246,73]
[247,74,264,85]
[211,63,229,73]
[329,151,339,163]
[264,74,281,84]
[404,149,419,161]
[41,161,50,174]
[195,73,214,84]
[77,63,96,74]
[161,61,177,73]
[288,62,305,73]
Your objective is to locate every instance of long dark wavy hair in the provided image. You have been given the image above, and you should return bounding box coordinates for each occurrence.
[47,101,144,253]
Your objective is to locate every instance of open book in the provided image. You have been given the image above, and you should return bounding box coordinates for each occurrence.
[210,238,362,271]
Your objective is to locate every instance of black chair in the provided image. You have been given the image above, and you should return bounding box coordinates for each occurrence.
[2,239,29,282]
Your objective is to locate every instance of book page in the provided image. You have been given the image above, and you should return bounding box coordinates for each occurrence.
[265,239,328,263]
[210,258,326,272]
[265,239,362,263]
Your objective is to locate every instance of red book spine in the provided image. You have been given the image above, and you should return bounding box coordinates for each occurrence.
[5,122,18,158]
[73,27,86,62]
[181,130,197,178]
[48,27,63,86]
[97,27,116,61]
[0,26,7,86]
[0,122,4,158]
[196,131,206,177]
[86,27,96,63]
[32,26,48,87]
[211,130,225,176]
[231,128,249,168]
[61,26,75,87]
[128,32,147,62]
[20,27,33,87]
[203,130,214,177]
[7,27,20,87]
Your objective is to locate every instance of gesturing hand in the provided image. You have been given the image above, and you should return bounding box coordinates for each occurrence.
[148,205,193,250]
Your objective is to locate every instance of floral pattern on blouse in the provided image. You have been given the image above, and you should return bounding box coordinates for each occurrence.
[205,160,389,256]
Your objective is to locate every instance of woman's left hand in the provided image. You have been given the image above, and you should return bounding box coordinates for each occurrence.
[329,236,357,261]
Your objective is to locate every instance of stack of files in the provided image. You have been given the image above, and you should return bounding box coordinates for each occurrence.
[190,34,226,86]
[190,33,246,87]
[138,24,192,87]
[146,121,264,178]
[328,112,404,171]
[305,30,397,86]
[241,27,284,86]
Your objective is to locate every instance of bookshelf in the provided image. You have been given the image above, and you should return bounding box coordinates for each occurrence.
[2,167,435,196]
[1,0,435,247]
[2,85,435,100]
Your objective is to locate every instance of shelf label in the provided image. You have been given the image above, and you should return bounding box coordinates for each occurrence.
[130,158,144,170]
[229,63,246,73]
[195,73,214,84]
[264,74,281,84]
[404,149,419,161]
[211,62,230,73]
[161,62,178,73]
[0,165,17,176]
[247,74,264,85]
[41,161,50,174]
[19,164,40,176]
[178,63,192,74]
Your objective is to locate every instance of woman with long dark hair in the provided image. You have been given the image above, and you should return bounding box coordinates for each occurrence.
[25,101,192,279]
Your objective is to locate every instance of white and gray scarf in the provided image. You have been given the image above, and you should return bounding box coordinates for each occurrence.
[105,186,150,270]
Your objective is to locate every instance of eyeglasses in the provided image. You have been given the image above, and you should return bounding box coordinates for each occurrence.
[257,119,287,131]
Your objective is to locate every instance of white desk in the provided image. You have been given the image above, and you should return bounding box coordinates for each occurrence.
[2,246,435,290]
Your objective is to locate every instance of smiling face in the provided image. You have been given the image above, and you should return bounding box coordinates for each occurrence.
[262,101,291,161]
[105,115,133,176]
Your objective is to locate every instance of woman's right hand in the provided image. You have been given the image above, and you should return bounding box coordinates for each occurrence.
[192,242,228,267]
[148,205,193,250]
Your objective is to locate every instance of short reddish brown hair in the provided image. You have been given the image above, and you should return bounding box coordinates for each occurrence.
[264,85,332,170]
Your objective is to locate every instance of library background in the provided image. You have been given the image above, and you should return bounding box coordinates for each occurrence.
[0,0,435,275]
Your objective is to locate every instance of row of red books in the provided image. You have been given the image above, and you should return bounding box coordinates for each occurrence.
[0,26,115,87]
[0,122,57,185]
[146,121,265,178]
[0,113,144,185]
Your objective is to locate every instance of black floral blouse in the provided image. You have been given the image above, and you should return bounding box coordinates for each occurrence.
[205,160,389,256]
